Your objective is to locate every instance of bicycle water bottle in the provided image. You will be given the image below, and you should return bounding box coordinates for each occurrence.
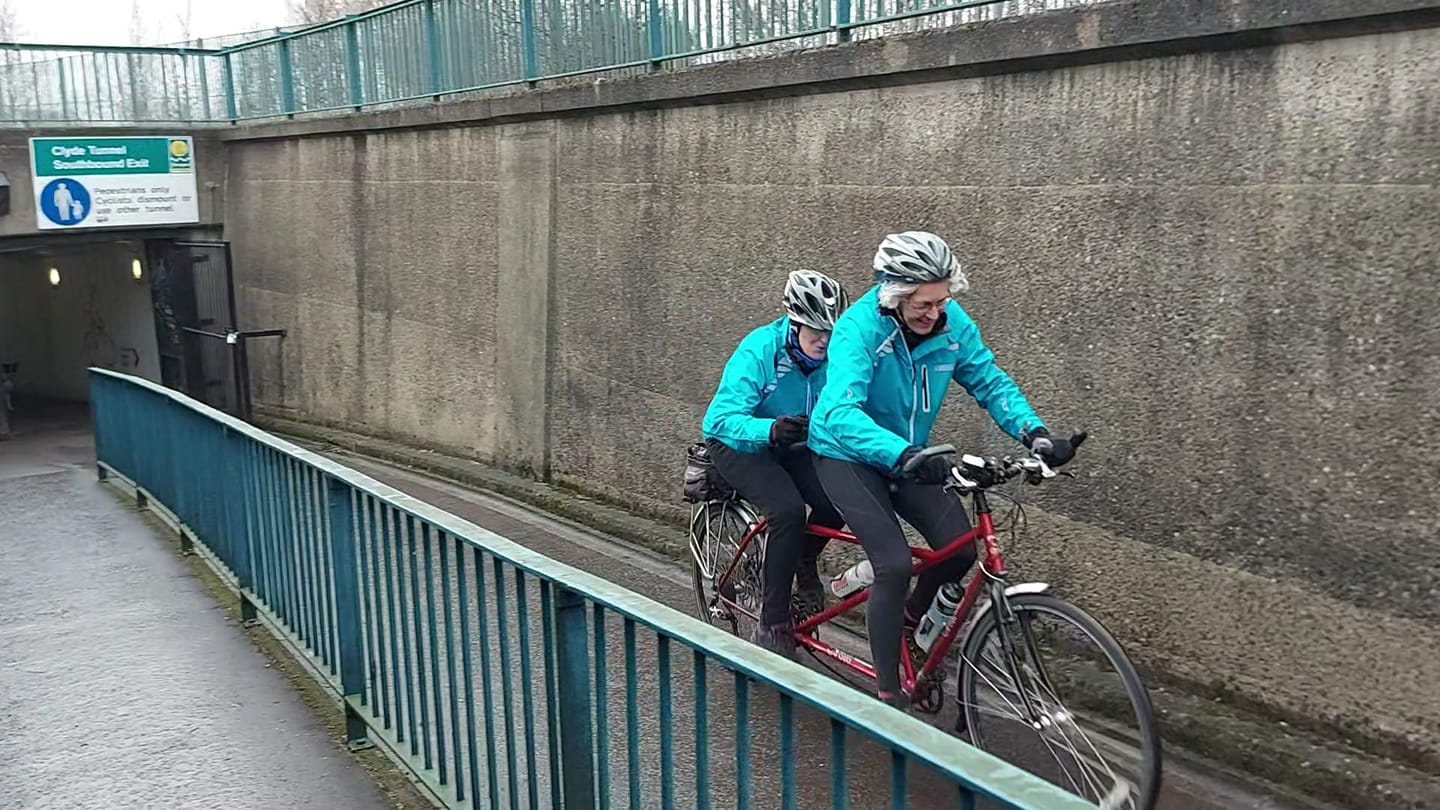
[912,583,964,652]
[830,560,874,598]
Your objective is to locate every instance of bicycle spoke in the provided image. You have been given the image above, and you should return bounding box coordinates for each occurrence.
[960,596,1157,810]
[1014,657,1137,807]
[964,638,1094,797]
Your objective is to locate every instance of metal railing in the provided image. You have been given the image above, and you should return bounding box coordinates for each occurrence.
[89,367,1091,809]
[0,43,223,124]
[1,0,1096,126]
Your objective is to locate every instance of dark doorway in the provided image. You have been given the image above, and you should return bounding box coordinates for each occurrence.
[148,239,246,417]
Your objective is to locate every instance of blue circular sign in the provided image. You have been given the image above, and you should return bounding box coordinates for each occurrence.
[39,177,91,227]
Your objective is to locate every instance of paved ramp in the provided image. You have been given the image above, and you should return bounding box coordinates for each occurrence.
[0,422,393,810]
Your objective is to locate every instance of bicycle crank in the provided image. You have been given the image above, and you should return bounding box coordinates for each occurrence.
[912,675,944,714]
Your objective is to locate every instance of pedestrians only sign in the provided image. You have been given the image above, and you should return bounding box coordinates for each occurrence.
[29,136,199,230]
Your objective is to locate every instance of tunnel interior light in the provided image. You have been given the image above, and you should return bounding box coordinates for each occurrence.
[47,266,60,287]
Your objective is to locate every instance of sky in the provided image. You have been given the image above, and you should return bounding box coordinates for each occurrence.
[5,0,295,47]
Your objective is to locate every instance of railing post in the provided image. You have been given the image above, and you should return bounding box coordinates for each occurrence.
[127,53,142,122]
[344,19,363,111]
[222,52,238,122]
[423,0,442,99]
[197,53,212,121]
[519,0,540,81]
[56,60,69,120]
[169,399,195,556]
[555,586,596,808]
[647,0,664,68]
[277,38,296,118]
[837,0,852,43]
[327,475,372,751]
[228,429,259,625]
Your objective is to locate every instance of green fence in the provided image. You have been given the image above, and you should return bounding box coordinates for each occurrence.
[0,43,221,124]
[89,366,1095,808]
[0,0,1094,125]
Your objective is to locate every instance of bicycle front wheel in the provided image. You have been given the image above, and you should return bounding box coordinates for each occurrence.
[958,593,1161,810]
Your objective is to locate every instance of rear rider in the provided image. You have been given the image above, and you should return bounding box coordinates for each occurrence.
[808,231,1078,708]
[702,270,849,657]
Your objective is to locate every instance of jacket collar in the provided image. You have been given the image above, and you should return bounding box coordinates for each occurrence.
[883,308,953,359]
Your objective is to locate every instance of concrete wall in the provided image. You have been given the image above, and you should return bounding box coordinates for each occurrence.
[0,244,160,400]
[229,129,503,456]
[0,254,54,395]
[224,0,1440,763]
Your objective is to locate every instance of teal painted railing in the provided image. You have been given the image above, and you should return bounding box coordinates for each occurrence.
[0,43,223,124]
[1,0,1091,125]
[89,366,1093,809]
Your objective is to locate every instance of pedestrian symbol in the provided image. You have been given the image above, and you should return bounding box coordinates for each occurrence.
[39,178,91,227]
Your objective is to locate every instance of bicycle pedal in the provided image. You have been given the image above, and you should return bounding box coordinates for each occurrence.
[911,679,944,714]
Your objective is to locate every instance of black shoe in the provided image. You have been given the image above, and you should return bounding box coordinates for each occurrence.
[793,565,826,620]
[751,621,797,659]
[879,690,912,712]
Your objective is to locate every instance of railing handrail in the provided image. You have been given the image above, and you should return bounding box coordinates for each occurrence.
[0,41,222,56]
[89,366,1093,808]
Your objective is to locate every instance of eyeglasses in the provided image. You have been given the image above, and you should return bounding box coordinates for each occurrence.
[904,297,951,315]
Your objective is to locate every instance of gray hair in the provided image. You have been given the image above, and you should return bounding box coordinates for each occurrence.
[876,267,970,310]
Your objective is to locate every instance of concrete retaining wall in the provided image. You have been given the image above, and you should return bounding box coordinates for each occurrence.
[223,0,1440,764]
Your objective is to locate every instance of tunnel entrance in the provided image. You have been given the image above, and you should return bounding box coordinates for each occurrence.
[0,232,255,439]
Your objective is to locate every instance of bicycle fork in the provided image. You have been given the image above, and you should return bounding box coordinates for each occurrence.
[987,581,1062,731]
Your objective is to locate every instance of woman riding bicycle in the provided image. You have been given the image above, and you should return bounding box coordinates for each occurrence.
[702,270,850,657]
[808,231,1077,708]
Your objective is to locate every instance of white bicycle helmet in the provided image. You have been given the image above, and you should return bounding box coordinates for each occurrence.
[783,270,849,331]
[872,231,962,284]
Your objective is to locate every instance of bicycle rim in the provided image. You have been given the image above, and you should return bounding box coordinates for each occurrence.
[687,502,762,637]
[958,593,1162,810]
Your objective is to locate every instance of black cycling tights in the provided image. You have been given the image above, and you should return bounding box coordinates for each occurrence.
[706,440,845,626]
[815,456,977,695]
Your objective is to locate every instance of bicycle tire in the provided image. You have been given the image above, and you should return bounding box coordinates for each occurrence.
[687,501,763,637]
[957,593,1162,810]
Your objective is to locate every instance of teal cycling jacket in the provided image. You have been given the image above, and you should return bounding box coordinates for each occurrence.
[703,316,825,455]
[808,286,1044,472]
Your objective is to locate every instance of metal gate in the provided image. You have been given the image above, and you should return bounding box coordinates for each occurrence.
[149,240,247,418]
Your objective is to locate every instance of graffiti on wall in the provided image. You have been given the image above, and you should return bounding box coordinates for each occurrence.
[81,277,120,371]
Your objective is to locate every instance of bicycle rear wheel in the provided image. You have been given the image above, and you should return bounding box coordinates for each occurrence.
[957,593,1161,810]
[687,501,764,638]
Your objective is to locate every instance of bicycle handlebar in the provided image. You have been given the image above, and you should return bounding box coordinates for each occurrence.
[900,443,957,476]
[905,431,1088,492]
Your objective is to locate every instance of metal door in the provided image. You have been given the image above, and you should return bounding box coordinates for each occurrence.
[149,239,245,417]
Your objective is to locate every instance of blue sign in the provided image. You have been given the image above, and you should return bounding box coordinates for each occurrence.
[38,177,90,227]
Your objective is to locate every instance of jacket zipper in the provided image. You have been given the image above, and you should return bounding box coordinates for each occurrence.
[921,365,931,413]
[898,335,919,443]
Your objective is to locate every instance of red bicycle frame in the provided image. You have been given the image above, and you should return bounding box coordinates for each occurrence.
[712,505,1008,696]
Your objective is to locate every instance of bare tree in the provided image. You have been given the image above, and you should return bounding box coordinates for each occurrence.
[175,0,195,45]
[128,0,149,45]
[289,0,390,26]
[0,0,18,40]
[0,0,28,119]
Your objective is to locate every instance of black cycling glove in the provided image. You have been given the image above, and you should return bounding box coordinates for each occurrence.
[1024,427,1078,467]
[769,415,809,447]
[897,446,954,485]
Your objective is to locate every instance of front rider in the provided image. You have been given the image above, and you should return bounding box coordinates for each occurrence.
[702,270,849,657]
[808,231,1077,708]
